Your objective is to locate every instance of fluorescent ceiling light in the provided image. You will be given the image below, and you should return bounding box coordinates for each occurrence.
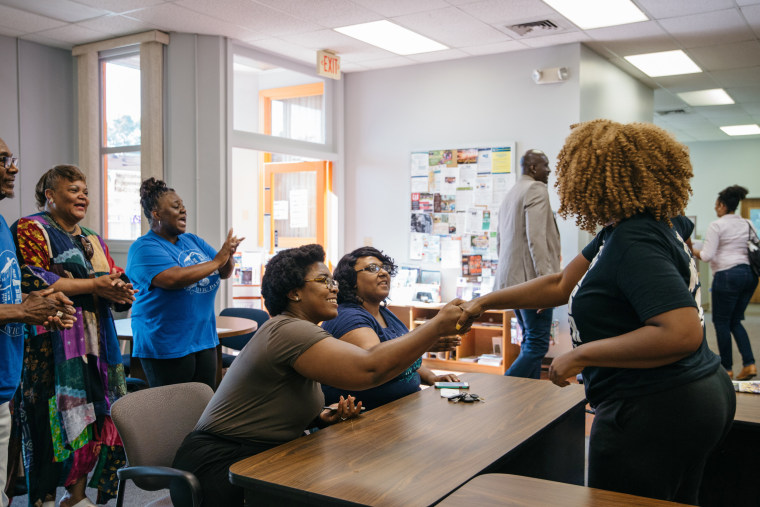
[720,124,760,136]
[677,89,734,106]
[624,50,701,77]
[543,0,647,29]
[335,20,448,55]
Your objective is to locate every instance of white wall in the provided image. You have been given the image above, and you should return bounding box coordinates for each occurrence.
[685,138,760,238]
[344,44,583,270]
[0,36,75,223]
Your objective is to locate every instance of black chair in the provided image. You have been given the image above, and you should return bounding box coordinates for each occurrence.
[219,307,269,368]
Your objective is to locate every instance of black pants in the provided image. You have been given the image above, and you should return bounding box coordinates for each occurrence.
[140,347,217,389]
[588,367,735,504]
[173,430,277,507]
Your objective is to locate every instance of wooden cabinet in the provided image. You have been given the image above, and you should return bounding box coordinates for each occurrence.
[388,303,519,374]
[232,284,264,309]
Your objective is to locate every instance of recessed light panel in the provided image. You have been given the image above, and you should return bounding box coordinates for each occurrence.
[720,124,760,136]
[543,0,648,29]
[624,50,701,77]
[677,89,734,106]
[335,21,448,56]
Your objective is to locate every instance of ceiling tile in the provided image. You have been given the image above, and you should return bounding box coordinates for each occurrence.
[457,0,559,26]
[652,72,720,90]
[279,28,386,57]
[350,0,450,18]
[406,48,471,63]
[737,0,760,6]
[393,6,509,47]
[72,0,169,14]
[77,14,158,35]
[0,4,67,34]
[636,0,736,19]
[127,3,257,40]
[252,0,380,28]
[357,56,417,70]
[244,37,317,65]
[461,39,528,55]
[0,0,108,23]
[519,31,590,48]
[176,0,322,36]
[726,86,760,102]
[18,32,74,49]
[659,8,755,48]
[688,41,760,71]
[694,104,752,119]
[711,66,760,87]
[742,5,760,38]
[653,89,687,110]
[32,24,107,45]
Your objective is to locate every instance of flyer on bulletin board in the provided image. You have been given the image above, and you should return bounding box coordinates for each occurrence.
[491,147,512,174]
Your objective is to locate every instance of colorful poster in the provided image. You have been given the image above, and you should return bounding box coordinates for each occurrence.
[491,147,512,174]
[440,195,456,212]
[432,213,450,235]
[457,148,478,165]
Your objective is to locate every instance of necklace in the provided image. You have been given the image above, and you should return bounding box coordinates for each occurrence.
[44,211,78,235]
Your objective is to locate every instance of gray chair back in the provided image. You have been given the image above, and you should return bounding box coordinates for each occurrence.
[111,382,214,490]
[219,307,269,351]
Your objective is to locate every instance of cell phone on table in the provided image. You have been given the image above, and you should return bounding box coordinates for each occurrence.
[434,381,469,389]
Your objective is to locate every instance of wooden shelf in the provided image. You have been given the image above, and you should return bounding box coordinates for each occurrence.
[388,303,518,375]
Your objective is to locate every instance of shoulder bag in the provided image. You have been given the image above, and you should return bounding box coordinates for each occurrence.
[746,221,760,277]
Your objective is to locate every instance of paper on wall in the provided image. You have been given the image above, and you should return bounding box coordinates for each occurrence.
[289,189,308,228]
[410,232,425,259]
[411,152,429,177]
[440,236,462,269]
[273,200,288,220]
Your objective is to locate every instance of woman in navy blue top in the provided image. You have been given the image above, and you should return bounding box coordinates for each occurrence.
[322,247,459,409]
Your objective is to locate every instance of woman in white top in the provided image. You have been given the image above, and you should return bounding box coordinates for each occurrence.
[693,185,758,380]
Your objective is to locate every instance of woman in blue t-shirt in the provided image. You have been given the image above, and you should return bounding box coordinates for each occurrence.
[321,246,459,409]
[126,178,243,388]
[457,120,735,505]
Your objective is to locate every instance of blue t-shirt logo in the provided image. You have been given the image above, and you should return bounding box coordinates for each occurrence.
[0,248,23,337]
[179,249,220,294]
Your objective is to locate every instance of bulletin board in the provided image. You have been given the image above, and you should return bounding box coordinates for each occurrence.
[394,146,516,303]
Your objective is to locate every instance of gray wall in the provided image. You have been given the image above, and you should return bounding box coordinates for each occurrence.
[165,33,227,251]
[0,36,75,223]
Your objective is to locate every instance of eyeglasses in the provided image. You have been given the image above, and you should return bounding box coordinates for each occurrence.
[0,156,18,169]
[75,234,94,260]
[304,275,339,290]
[447,393,484,404]
[356,263,393,274]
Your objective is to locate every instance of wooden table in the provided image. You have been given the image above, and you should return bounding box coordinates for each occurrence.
[115,316,257,386]
[229,373,586,506]
[438,473,691,506]
[699,391,760,506]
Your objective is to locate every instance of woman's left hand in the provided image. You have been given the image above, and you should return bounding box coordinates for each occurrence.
[321,395,363,425]
[548,349,584,387]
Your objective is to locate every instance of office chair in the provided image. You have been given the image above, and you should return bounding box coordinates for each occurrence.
[219,307,269,368]
[111,382,214,507]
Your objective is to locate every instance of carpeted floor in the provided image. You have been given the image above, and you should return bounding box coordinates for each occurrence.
[11,305,760,506]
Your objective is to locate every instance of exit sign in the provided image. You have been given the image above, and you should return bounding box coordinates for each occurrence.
[317,50,341,80]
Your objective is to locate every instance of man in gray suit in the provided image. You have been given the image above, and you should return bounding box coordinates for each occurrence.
[495,149,560,378]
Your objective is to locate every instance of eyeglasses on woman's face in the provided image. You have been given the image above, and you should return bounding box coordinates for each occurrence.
[355,263,392,274]
[304,275,339,290]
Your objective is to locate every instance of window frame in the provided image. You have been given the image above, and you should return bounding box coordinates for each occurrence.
[99,47,142,240]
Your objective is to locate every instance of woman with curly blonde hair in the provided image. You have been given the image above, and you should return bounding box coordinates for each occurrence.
[457,119,734,504]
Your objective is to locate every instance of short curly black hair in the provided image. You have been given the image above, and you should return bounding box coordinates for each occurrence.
[262,244,325,316]
[333,246,397,305]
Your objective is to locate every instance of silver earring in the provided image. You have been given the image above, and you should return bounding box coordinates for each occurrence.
[158,220,161,228]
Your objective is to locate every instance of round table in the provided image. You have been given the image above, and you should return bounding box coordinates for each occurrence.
[115,315,258,387]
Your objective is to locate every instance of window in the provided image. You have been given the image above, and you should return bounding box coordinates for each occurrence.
[233,54,325,143]
[100,50,142,240]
